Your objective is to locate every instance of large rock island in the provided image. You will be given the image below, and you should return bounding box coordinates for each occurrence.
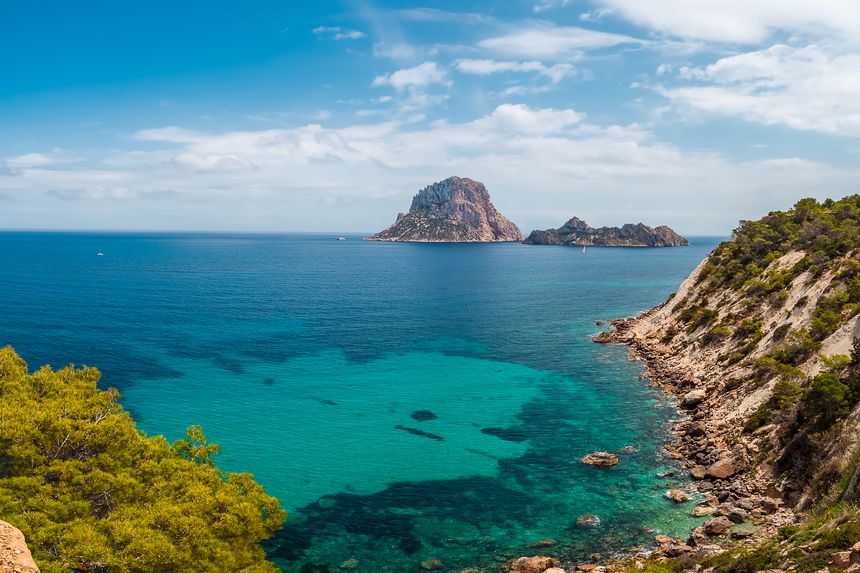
[524,216,688,247]
[368,177,523,242]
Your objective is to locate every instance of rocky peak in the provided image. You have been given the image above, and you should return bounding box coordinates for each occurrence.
[368,177,523,243]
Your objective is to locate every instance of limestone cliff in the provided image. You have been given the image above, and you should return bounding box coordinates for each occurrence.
[368,177,523,242]
[524,217,688,247]
[0,521,40,573]
[590,196,860,567]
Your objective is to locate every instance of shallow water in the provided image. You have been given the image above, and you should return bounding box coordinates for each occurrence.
[0,232,722,571]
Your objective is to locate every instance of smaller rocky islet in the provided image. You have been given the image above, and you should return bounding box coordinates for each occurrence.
[368,176,687,247]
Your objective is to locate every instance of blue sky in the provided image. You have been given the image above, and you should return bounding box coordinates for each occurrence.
[2,0,860,234]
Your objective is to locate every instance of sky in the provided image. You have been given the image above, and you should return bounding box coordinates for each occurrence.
[2,0,860,235]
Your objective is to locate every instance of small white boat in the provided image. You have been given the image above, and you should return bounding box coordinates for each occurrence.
[337,236,346,241]
[97,251,104,256]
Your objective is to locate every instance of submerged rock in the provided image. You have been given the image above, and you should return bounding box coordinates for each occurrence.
[421,559,444,570]
[410,410,438,421]
[394,425,445,441]
[580,452,620,467]
[368,176,523,243]
[575,513,602,528]
[666,489,691,503]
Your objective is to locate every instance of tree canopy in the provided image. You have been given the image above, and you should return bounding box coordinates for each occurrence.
[0,346,286,573]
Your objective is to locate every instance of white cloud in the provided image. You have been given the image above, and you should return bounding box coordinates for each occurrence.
[372,42,438,61]
[455,59,574,83]
[4,104,859,233]
[478,24,640,59]
[596,0,860,43]
[5,153,54,167]
[659,44,860,136]
[532,0,573,13]
[372,62,448,90]
[312,26,366,40]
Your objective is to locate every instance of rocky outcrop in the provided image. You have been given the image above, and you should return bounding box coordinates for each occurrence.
[524,217,687,247]
[368,177,523,242]
[0,521,39,573]
[580,452,619,467]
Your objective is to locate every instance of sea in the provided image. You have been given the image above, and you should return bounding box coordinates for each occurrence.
[0,232,722,572]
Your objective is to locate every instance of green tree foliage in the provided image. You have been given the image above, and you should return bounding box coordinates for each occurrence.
[699,195,860,291]
[0,346,286,573]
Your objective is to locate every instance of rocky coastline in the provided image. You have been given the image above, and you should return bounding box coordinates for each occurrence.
[592,312,796,562]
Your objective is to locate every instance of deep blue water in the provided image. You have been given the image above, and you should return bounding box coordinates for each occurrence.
[0,232,721,572]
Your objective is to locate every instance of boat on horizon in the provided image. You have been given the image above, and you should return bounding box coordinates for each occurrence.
[337,236,346,241]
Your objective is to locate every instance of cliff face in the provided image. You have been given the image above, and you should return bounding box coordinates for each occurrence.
[599,197,860,516]
[368,177,523,242]
[0,521,40,573]
[524,217,688,247]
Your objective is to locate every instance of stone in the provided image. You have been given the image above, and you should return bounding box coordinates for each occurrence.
[580,452,619,467]
[666,489,691,503]
[705,457,739,479]
[0,521,39,573]
[339,558,359,569]
[509,556,561,573]
[618,445,638,454]
[832,551,852,569]
[576,514,601,528]
[528,539,557,548]
[690,465,707,480]
[688,526,708,547]
[421,559,444,570]
[368,177,523,243]
[524,217,688,248]
[704,516,733,536]
[544,569,566,573]
[681,389,706,408]
[692,505,716,517]
[576,565,598,572]
[759,497,782,513]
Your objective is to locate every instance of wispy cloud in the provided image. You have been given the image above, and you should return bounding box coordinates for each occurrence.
[595,0,860,44]
[455,59,574,83]
[657,43,860,136]
[478,23,641,59]
[312,26,366,41]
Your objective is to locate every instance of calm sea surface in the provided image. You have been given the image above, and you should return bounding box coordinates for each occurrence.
[0,232,722,571]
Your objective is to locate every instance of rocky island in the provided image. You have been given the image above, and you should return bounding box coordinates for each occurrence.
[524,216,688,247]
[368,176,523,242]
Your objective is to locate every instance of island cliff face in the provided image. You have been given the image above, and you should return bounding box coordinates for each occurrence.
[524,217,688,247]
[368,177,523,242]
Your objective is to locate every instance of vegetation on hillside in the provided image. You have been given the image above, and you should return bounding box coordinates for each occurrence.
[0,346,286,573]
[668,197,860,500]
[630,503,860,573]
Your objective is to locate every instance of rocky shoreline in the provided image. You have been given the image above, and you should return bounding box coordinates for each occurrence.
[496,306,800,573]
[590,310,797,564]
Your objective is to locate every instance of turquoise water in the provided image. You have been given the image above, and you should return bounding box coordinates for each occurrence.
[0,233,721,571]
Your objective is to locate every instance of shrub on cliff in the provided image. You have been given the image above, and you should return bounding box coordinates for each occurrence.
[0,346,286,573]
